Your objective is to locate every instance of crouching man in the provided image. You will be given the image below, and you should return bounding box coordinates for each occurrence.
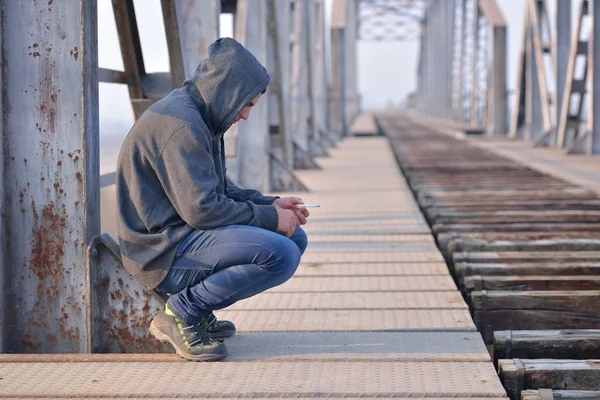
[116,38,309,361]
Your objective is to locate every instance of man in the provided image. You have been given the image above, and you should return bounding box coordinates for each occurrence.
[116,37,309,362]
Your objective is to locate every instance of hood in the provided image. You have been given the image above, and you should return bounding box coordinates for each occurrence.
[183,37,271,136]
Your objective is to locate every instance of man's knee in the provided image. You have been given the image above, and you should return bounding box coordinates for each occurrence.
[290,227,308,254]
[268,236,301,282]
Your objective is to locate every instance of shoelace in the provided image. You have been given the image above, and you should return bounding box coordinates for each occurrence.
[181,324,214,347]
[204,314,217,329]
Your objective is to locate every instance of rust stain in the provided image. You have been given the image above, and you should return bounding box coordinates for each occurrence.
[99,277,166,353]
[75,172,82,183]
[19,331,42,352]
[70,47,79,61]
[39,59,58,133]
[57,160,62,167]
[23,200,69,351]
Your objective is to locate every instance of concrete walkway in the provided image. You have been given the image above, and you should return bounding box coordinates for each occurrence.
[0,136,506,398]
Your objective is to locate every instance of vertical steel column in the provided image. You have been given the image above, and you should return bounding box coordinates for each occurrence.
[470,0,479,125]
[590,0,600,153]
[417,18,427,111]
[305,0,321,148]
[554,0,570,145]
[345,0,359,122]
[290,0,309,148]
[509,3,530,139]
[330,27,342,137]
[524,12,535,141]
[267,0,292,164]
[440,0,452,118]
[330,0,346,138]
[340,29,348,137]
[175,0,221,78]
[446,0,456,119]
[0,0,4,353]
[1,0,99,353]
[430,1,439,116]
[423,2,430,113]
[433,2,441,116]
[313,0,330,140]
[491,22,507,135]
[234,0,270,191]
[427,0,436,116]
[457,0,467,121]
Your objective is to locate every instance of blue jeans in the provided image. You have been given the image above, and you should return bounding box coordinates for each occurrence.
[156,225,307,323]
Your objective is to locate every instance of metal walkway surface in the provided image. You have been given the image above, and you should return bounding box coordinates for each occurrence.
[0,136,507,398]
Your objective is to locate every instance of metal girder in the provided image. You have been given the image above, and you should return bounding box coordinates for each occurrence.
[510,0,553,142]
[0,0,99,353]
[357,0,425,42]
[416,0,506,134]
[556,0,589,151]
[106,0,216,119]
[587,0,600,154]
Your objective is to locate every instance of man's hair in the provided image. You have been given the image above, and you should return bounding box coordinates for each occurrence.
[261,88,267,94]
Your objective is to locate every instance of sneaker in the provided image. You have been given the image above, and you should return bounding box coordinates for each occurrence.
[149,310,228,361]
[204,313,236,340]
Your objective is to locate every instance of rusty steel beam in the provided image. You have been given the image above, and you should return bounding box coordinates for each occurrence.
[111,0,144,101]
[89,234,170,353]
[0,0,99,353]
[98,67,127,84]
[0,0,4,354]
[160,0,186,90]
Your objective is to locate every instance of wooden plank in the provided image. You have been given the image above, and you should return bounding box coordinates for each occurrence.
[419,188,598,202]
[455,262,600,278]
[494,330,600,365]
[454,252,600,264]
[433,210,600,225]
[471,290,600,343]
[435,223,600,234]
[465,275,600,294]
[499,359,600,400]
[426,200,600,212]
[439,238,600,261]
[438,232,600,243]
[455,262,600,293]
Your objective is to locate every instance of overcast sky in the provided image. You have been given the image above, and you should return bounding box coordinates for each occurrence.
[98,0,579,138]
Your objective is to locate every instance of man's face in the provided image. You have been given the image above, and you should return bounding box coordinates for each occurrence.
[233,92,263,124]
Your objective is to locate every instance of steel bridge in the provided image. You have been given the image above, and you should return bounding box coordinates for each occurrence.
[0,0,599,398]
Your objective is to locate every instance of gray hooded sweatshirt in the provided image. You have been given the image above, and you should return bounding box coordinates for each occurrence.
[116,37,278,289]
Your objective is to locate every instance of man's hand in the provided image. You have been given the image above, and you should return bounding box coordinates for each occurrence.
[272,196,304,209]
[276,208,301,237]
[273,197,310,225]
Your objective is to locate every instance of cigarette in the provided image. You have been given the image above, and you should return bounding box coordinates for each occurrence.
[295,204,320,208]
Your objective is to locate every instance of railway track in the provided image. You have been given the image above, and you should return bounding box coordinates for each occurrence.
[380,115,600,400]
